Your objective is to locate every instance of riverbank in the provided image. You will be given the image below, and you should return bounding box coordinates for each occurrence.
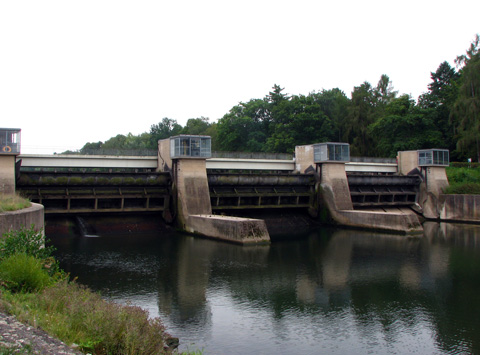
[0,226,180,355]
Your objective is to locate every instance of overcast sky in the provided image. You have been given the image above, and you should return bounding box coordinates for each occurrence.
[1,0,479,154]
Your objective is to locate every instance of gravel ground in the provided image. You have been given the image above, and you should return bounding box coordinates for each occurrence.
[0,311,83,355]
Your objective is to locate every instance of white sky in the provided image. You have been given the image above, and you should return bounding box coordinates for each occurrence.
[1,0,479,154]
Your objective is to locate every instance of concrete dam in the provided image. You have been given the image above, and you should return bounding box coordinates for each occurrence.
[6,133,469,244]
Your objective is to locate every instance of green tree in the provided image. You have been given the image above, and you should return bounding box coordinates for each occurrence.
[216,107,265,152]
[451,34,480,161]
[369,95,443,157]
[418,61,459,155]
[181,117,212,135]
[216,96,273,152]
[310,88,350,141]
[79,141,103,154]
[345,81,377,156]
[374,74,398,107]
[149,118,182,147]
[266,94,335,153]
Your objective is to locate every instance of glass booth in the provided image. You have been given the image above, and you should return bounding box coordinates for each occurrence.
[0,128,21,155]
[314,142,350,163]
[418,149,449,167]
[170,135,211,159]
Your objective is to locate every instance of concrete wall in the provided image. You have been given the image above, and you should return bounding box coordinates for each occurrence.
[294,145,315,173]
[397,151,418,175]
[320,163,353,211]
[175,159,212,229]
[0,203,44,239]
[336,209,423,234]
[188,214,270,244]
[420,166,450,219]
[157,138,173,172]
[0,155,16,194]
[440,195,480,222]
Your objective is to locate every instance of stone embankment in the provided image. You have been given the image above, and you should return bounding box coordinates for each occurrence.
[0,311,82,354]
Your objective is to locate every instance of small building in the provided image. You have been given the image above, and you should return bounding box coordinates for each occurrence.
[418,149,449,167]
[0,128,21,155]
[313,142,350,163]
[170,135,211,159]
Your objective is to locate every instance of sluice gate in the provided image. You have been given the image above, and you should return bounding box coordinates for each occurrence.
[17,171,171,214]
[16,169,422,214]
[207,173,316,210]
[347,174,421,208]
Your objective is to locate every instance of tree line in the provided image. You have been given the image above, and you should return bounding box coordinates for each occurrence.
[71,35,480,161]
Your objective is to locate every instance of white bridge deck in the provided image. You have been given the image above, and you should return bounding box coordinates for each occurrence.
[18,154,398,174]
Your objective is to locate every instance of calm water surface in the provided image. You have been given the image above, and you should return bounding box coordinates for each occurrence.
[49,222,480,354]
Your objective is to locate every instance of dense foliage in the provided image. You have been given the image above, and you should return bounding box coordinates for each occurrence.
[70,35,480,162]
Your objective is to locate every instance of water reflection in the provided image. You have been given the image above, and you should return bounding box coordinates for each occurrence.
[50,222,480,354]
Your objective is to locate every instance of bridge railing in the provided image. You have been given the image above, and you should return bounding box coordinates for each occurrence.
[19,153,399,174]
[212,151,293,160]
[59,148,158,156]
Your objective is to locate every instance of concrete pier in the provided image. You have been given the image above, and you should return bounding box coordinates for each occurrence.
[159,135,271,244]
[188,214,270,244]
[0,155,16,195]
[295,144,423,234]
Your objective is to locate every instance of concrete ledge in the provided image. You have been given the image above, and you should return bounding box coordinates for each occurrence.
[187,214,271,244]
[0,203,45,239]
[335,209,423,234]
[440,194,480,223]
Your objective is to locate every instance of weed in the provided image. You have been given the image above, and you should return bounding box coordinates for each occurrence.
[0,225,53,260]
[1,281,171,354]
[0,194,30,212]
[0,254,52,293]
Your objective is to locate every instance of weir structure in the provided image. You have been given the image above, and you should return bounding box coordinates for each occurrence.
[12,131,475,243]
[158,135,270,244]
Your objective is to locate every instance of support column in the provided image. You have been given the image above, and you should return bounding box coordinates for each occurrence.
[159,135,270,244]
[0,155,16,194]
[174,158,212,231]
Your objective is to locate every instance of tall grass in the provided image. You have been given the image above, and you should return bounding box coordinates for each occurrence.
[0,193,30,212]
[445,166,480,194]
[1,282,171,354]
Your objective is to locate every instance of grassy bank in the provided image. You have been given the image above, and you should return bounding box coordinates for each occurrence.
[445,166,480,194]
[0,194,31,213]
[0,226,181,355]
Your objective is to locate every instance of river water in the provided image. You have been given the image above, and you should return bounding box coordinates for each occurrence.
[48,221,480,354]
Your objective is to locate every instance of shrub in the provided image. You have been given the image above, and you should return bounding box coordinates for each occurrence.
[444,182,480,195]
[0,254,52,293]
[0,225,54,261]
[0,226,64,279]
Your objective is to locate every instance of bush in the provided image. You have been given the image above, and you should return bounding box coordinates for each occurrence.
[445,167,480,194]
[0,226,64,279]
[0,225,54,261]
[0,254,52,293]
[444,182,480,195]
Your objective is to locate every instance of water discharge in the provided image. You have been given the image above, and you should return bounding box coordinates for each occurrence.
[49,221,480,354]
